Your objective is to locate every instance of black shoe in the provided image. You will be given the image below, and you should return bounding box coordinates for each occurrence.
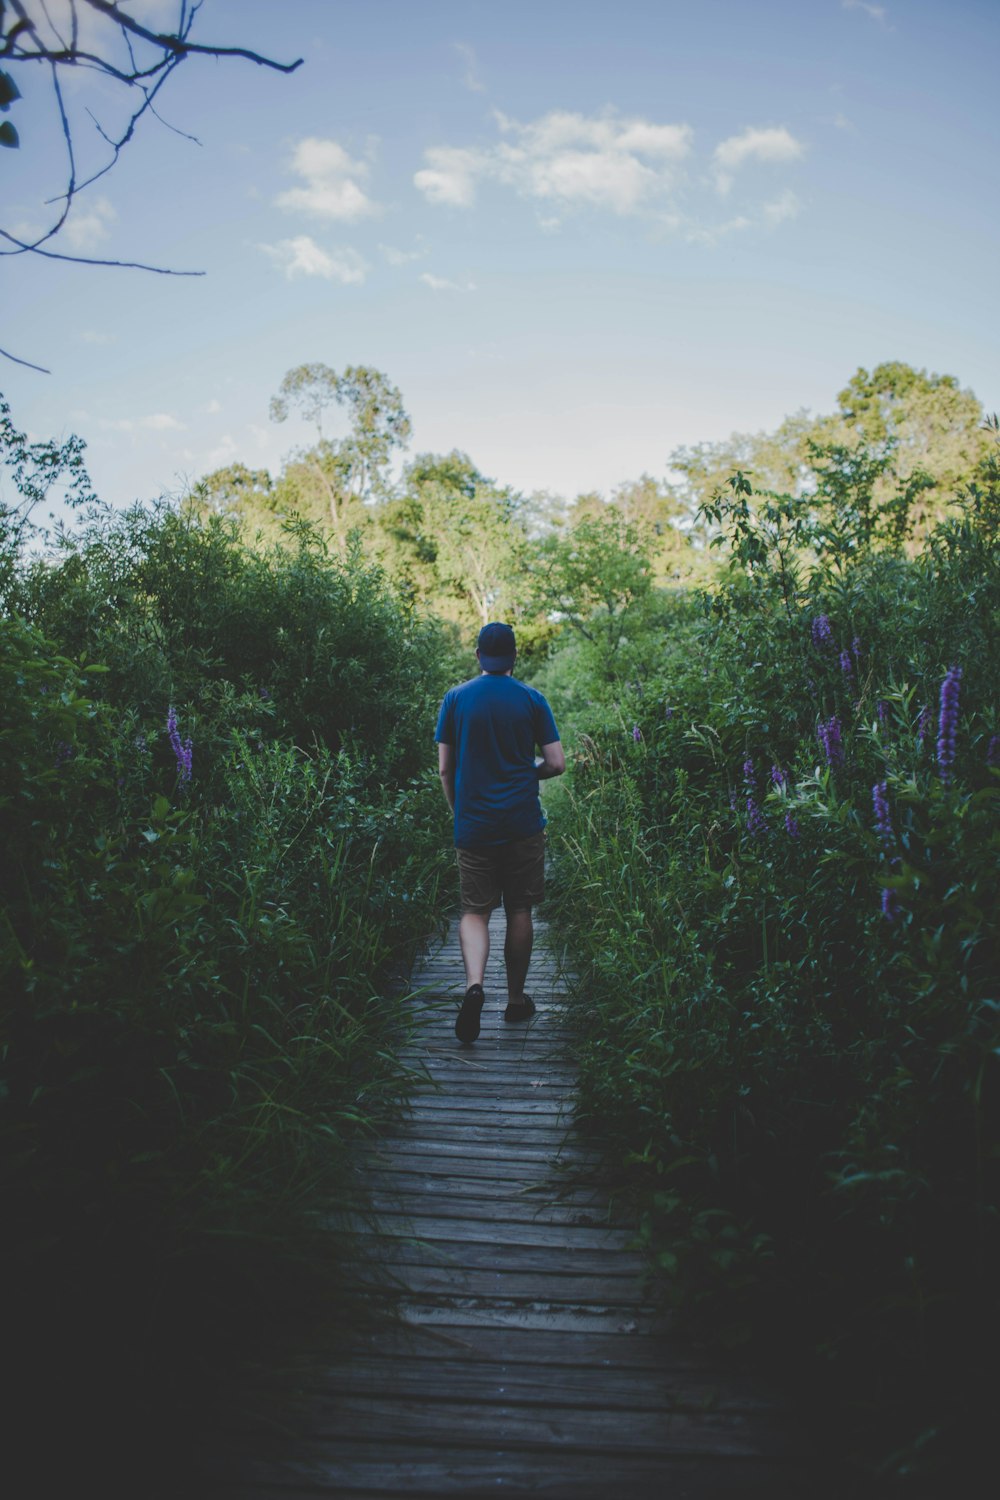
[504,994,536,1024]
[456,983,486,1042]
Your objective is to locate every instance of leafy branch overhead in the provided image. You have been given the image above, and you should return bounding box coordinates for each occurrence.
[0,0,302,369]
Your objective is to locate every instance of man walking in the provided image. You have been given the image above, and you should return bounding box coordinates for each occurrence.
[436,622,565,1043]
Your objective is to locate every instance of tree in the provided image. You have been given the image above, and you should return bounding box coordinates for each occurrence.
[1,1,302,370]
[380,451,525,627]
[531,509,652,677]
[269,364,411,553]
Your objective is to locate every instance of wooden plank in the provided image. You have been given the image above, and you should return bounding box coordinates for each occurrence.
[349,1266,646,1303]
[336,1322,703,1371]
[369,1238,647,1276]
[364,1214,636,1250]
[392,1302,665,1336]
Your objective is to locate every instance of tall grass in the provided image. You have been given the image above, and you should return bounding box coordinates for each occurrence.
[1,479,454,1489]
[545,467,1000,1488]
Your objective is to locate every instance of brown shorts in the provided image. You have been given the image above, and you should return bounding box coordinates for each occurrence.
[456,831,546,916]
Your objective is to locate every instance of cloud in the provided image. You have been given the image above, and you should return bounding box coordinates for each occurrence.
[379,241,425,265]
[685,215,753,247]
[276,137,378,221]
[64,195,116,250]
[842,0,891,26]
[99,412,184,434]
[712,126,805,194]
[259,236,368,283]
[415,109,693,216]
[762,189,801,224]
[79,329,116,345]
[205,399,222,414]
[414,146,484,207]
[419,272,476,292]
[454,41,485,93]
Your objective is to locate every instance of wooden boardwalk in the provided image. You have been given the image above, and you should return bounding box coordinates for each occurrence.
[217,918,828,1498]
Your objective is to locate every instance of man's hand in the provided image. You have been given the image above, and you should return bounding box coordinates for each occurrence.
[535,741,566,781]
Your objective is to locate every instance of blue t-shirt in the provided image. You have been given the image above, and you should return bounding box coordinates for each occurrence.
[435,674,560,849]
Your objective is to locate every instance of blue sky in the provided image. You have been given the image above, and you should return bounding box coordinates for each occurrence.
[4,0,998,521]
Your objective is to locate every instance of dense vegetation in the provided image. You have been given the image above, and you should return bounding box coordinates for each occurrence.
[2,360,996,1491]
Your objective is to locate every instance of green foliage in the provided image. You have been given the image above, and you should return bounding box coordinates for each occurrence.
[545,447,1000,1486]
[0,416,453,1482]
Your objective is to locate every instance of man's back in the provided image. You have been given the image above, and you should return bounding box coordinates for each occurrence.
[435,674,558,848]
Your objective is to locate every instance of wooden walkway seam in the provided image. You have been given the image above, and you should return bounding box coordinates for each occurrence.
[213,916,826,1498]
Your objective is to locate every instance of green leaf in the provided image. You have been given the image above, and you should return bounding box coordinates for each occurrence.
[0,121,19,149]
[0,70,20,109]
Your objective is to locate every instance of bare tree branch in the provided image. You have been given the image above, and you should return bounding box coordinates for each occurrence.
[1,0,303,369]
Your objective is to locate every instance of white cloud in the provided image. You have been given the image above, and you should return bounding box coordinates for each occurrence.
[842,0,891,26]
[64,195,116,250]
[420,272,475,292]
[712,126,805,194]
[259,236,368,283]
[79,329,116,345]
[379,241,425,265]
[414,146,484,207]
[205,399,222,415]
[763,189,801,224]
[415,110,693,217]
[454,41,485,93]
[686,215,752,247]
[99,412,184,434]
[276,137,378,221]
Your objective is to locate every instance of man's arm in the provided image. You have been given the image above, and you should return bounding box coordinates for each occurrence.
[438,741,456,810]
[535,740,566,780]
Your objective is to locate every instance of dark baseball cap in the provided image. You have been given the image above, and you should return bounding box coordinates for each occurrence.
[477,621,516,672]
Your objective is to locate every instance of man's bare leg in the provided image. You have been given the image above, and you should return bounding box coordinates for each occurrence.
[459,912,490,989]
[504,907,533,1003]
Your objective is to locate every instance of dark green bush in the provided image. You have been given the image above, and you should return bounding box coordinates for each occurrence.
[547,466,1000,1488]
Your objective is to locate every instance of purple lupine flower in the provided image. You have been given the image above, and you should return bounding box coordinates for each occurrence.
[134,733,148,754]
[881,888,899,923]
[817,715,844,768]
[746,795,768,838]
[784,813,800,839]
[770,764,787,787]
[876,700,888,726]
[872,782,894,852]
[632,724,642,743]
[811,614,833,648]
[917,704,931,744]
[54,740,74,767]
[664,704,674,720]
[936,665,962,783]
[259,687,271,701]
[742,756,755,786]
[729,788,739,812]
[839,649,854,680]
[987,735,1000,768]
[852,635,863,662]
[167,707,193,783]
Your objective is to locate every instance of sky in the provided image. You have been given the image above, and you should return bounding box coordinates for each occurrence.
[3,0,999,524]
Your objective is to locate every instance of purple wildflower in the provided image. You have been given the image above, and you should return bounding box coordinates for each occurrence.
[729,788,739,812]
[876,700,888,726]
[632,724,642,743]
[54,740,74,767]
[746,795,768,838]
[811,614,833,648]
[817,715,844,769]
[259,687,271,701]
[167,707,193,784]
[134,733,148,754]
[872,782,894,852]
[917,704,931,744]
[936,665,962,783]
[852,635,863,662]
[770,764,787,787]
[784,813,800,839]
[839,650,854,680]
[987,735,1000,768]
[742,756,755,787]
[664,704,674,720]
[881,888,899,923]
